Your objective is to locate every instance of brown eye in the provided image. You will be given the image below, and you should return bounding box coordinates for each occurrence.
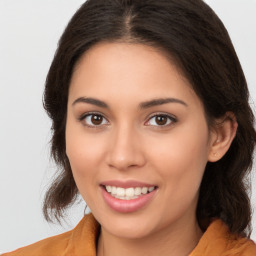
[146,114,176,127]
[83,113,108,127]
[155,115,168,125]
[91,114,103,125]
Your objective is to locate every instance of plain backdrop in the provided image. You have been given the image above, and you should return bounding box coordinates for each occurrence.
[0,0,255,253]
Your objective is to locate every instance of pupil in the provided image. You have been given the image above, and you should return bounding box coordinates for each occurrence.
[92,115,102,125]
[156,116,167,125]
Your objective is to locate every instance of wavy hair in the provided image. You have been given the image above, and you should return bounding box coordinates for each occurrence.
[43,0,256,236]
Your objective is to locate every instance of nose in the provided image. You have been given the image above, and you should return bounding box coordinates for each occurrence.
[106,125,146,171]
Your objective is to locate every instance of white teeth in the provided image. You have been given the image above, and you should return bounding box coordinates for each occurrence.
[141,187,148,194]
[148,186,154,192]
[134,187,142,195]
[112,186,117,195]
[104,185,156,200]
[116,187,125,197]
[126,188,135,197]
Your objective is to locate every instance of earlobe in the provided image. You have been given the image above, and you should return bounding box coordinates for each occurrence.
[208,112,238,162]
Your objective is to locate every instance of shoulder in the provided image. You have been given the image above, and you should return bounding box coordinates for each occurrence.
[2,214,99,256]
[224,233,256,256]
[190,219,256,256]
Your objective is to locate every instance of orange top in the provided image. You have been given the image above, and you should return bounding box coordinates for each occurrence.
[3,214,256,256]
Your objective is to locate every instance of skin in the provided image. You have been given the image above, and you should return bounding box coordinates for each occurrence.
[66,42,237,256]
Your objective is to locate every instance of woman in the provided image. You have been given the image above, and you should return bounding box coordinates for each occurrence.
[3,0,256,255]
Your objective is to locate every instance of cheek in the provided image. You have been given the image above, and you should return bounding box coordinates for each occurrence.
[66,136,102,172]
[66,134,103,210]
[66,114,106,168]
[149,121,210,193]
[65,122,107,195]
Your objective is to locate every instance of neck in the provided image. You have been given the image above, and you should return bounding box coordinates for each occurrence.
[97,216,203,256]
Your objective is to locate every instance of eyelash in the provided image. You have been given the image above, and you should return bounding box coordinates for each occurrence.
[78,112,177,129]
[78,112,109,129]
[145,113,177,127]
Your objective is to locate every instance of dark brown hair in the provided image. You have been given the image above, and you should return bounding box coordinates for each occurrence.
[43,0,256,236]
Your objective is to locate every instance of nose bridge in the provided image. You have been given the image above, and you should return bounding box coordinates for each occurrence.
[107,122,145,170]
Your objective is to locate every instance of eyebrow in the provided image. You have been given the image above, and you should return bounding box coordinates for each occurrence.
[72,97,109,108]
[139,98,188,109]
[72,97,187,109]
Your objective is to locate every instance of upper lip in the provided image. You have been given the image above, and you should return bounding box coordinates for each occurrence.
[100,180,157,188]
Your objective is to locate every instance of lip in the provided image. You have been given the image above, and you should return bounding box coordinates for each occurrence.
[100,179,156,188]
[100,181,158,213]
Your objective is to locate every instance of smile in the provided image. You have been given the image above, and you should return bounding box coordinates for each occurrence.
[105,185,156,200]
[100,182,158,213]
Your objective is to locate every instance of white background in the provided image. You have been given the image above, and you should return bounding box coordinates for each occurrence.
[0,0,255,253]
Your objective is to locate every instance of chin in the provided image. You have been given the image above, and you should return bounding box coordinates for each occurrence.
[96,210,158,239]
[105,221,155,240]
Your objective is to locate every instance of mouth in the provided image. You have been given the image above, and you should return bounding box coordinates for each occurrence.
[102,185,157,200]
[100,181,158,213]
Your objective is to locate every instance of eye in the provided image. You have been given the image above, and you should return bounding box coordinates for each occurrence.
[80,113,109,127]
[145,114,176,127]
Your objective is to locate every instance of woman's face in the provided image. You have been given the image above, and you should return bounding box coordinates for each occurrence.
[66,42,215,239]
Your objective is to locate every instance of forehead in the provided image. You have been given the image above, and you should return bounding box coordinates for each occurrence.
[69,42,201,109]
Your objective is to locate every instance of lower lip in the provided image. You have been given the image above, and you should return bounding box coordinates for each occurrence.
[101,186,157,213]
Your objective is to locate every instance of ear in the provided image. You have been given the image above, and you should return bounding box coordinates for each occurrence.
[208,112,238,162]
